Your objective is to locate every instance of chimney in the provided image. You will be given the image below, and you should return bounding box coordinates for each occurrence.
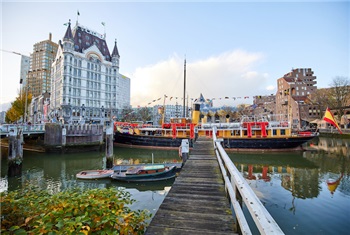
[49,33,52,41]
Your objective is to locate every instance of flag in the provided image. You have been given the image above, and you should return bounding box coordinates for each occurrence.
[77,10,80,16]
[323,107,342,134]
[63,22,69,26]
[101,22,105,26]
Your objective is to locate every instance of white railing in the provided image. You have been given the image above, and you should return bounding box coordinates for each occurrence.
[212,127,284,235]
[0,124,45,135]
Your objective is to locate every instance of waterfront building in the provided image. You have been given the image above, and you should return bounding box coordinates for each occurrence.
[50,20,130,124]
[252,95,276,116]
[275,68,318,129]
[153,104,183,125]
[27,33,58,97]
[29,92,50,124]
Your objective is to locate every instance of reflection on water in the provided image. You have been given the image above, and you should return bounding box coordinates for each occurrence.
[0,146,180,217]
[228,138,350,235]
[308,136,350,157]
[1,147,181,193]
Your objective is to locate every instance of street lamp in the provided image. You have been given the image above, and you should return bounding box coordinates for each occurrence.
[24,85,30,123]
[81,104,85,117]
[101,105,104,124]
[80,104,85,124]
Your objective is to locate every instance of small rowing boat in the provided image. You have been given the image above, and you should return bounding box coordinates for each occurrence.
[76,169,114,179]
[111,164,176,182]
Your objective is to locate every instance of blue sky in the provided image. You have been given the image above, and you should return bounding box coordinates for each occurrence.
[1,1,349,110]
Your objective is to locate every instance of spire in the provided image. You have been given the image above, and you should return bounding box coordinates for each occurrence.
[111,39,120,57]
[63,19,73,41]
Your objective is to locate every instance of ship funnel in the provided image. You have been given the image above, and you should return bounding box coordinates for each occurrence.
[192,103,200,125]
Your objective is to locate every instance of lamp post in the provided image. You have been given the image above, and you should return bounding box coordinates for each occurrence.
[101,105,104,124]
[80,104,85,124]
[81,104,85,117]
[24,85,30,123]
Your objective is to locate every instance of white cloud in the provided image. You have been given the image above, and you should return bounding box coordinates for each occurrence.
[266,85,275,91]
[129,49,271,107]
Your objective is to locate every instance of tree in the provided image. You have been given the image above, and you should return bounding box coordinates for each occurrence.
[236,104,251,117]
[217,109,228,122]
[5,89,32,123]
[137,107,152,123]
[120,106,135,122]
[308,88,336,118]
[329,76,350,119]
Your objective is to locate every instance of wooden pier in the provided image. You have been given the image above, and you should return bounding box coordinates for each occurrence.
[145,137,236,234]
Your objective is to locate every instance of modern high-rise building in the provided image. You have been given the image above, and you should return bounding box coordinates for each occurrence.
[27,33,58,97]
[50,20,130,124]
[20,55,30,88]
[118,74,131,109]
[275,68,318,129]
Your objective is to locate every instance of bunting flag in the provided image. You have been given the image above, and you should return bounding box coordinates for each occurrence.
[323,107,342,134]
[142,94,259,107]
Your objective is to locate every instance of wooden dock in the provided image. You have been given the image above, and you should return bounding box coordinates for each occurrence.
[145,137,236,235]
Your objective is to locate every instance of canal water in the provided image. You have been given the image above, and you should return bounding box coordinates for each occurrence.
[1,137,349,234]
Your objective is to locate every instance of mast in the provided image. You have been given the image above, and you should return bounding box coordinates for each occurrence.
[162,94,166,124]
[183,59,186,117]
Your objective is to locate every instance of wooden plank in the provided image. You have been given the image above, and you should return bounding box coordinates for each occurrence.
[145,138,237,234]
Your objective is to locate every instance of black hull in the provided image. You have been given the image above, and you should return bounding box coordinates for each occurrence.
[114,132,186,148]
[114,132,315,150]
[222,136,315,150]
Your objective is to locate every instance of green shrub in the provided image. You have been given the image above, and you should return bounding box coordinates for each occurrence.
[1,186,151,234]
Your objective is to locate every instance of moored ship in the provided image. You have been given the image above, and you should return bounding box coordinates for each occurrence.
[114,103,317,151]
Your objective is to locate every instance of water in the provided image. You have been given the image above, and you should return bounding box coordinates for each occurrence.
[0,147,181,218]
[1,137,350,234]
[227,137,350,235]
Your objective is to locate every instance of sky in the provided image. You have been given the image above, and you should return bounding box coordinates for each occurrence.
[1,0,349,111]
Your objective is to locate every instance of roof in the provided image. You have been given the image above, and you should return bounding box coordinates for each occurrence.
[62,22,113,62]
[63,21,74,41]
[73,25,111,61]
[111,39,120,57]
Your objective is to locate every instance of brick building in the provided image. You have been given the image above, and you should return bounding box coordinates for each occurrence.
[275,68,318,129]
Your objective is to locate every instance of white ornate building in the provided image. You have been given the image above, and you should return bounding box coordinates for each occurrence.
[50,20,130,124]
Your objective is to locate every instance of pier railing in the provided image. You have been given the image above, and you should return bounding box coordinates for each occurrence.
[212,127,284,235]
[0,124,45,136]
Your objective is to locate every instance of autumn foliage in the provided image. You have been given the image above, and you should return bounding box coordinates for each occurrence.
[1,186,151,234]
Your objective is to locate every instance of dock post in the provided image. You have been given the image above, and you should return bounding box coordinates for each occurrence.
[180,139,189,165]
[62,126,66,153]
[105,126,114,169]
[7,128,23,177]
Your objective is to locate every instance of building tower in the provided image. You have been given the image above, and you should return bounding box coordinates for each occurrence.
[27,33,58,97]
[50,20,130,124]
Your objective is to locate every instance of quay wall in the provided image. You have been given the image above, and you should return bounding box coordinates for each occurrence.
[44,123,104,153]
